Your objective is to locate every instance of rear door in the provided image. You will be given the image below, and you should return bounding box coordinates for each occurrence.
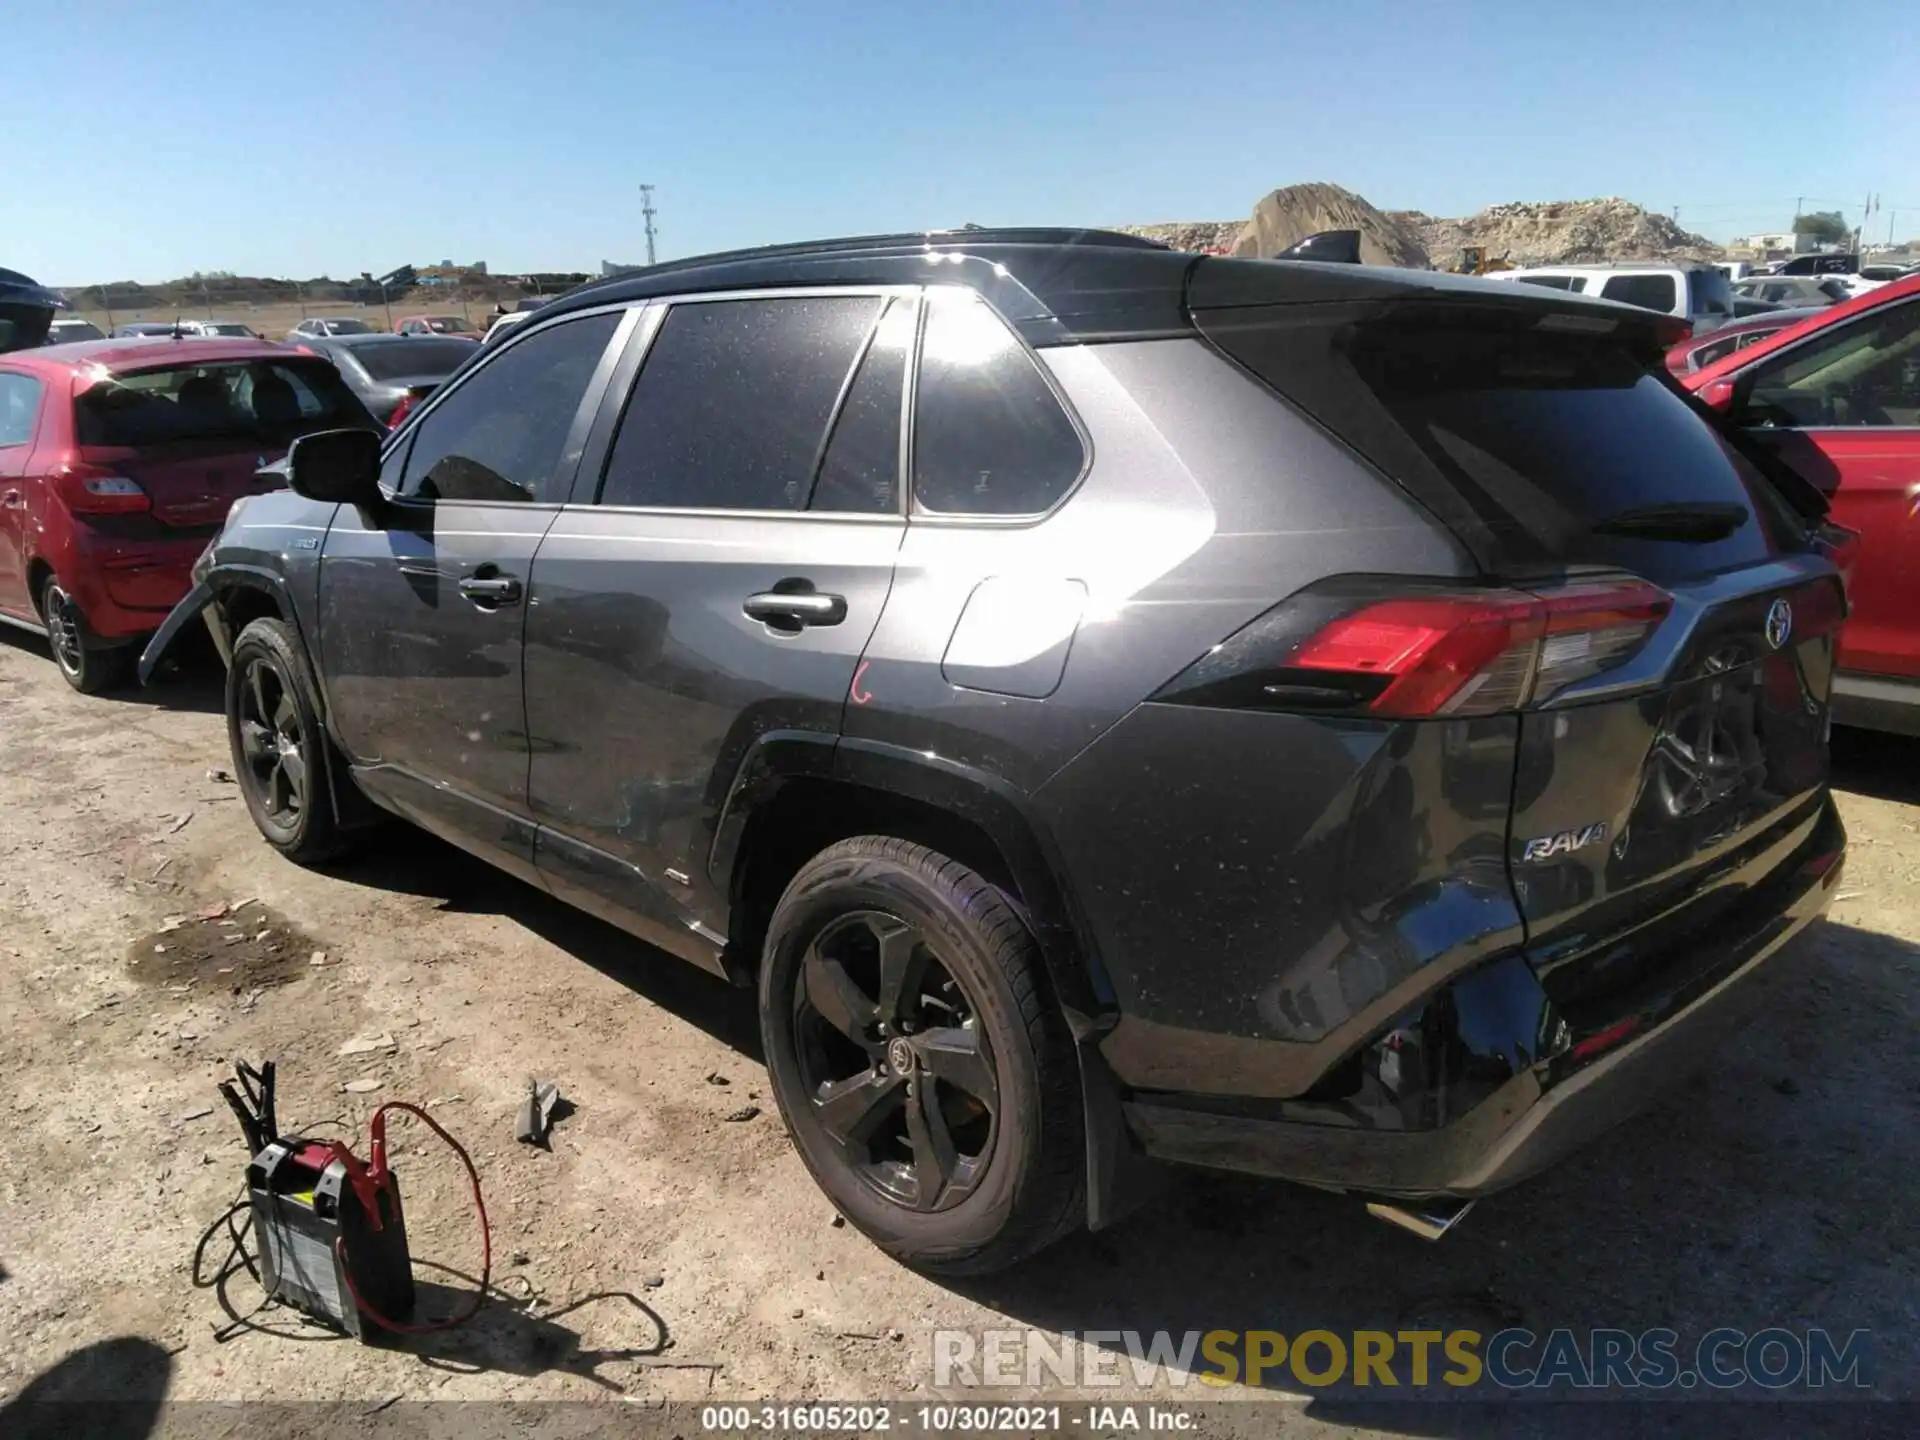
[523,290,913,965]
[1196,295,1842,1031]
[1725,290,1920,685]
[0,368,45,614]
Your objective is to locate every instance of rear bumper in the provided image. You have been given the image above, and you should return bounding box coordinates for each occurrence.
[56,529,206,640]
[1831,671,1920,738]
[1121,798,1845,1199]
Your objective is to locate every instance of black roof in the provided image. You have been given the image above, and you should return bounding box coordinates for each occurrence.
[530,226,1684,350]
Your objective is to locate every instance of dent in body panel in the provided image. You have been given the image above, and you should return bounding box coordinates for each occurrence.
[1035,704,1524,1053]
[522,508,903,940]
[315,501,553,812]
[1511,600,1838,996]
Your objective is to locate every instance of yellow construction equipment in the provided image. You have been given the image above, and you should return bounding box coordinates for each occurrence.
[1455,246,1515,275]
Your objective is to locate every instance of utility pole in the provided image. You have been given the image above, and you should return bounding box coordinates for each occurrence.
[640,183,659,267]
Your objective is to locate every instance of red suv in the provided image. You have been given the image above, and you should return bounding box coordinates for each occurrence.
[1686,272,1920,734]
[0,337,374,692]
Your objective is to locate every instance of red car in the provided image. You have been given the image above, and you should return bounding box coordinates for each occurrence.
[1685,271,1920,734]
[0,336,373,692]
[1664,306,1826,376]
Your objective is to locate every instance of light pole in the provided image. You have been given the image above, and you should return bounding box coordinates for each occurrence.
[640,183,659,267]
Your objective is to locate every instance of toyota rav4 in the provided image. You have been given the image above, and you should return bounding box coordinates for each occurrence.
[141,229,1850,1273]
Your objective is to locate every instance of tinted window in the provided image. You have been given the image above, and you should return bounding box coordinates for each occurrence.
[1688,335,1744,370]
[1200,308,1786,581]
[1514,274,1582,291]
[912,289,1084,515]
[598,295,882,511]
[1743,298,1920,429]
[0,372,42,446]
[1598,274,1678,313]
[400,311,619,504]
[355,338,476,381]
[810,297,913,514]
[324,319,374,335]
[74,359,371,447]
[1687,268,1734,318]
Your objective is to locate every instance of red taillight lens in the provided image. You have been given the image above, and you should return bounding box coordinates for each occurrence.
[51,464,151,515]
[1293,594,1543,716]
[388,393,417,430]
[1291,580,1671,717]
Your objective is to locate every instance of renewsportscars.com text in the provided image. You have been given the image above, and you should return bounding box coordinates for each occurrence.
[933,1327,1873,1391]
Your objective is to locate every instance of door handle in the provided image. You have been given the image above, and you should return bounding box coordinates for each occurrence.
[458,571,523,606]
[743,589,847,628]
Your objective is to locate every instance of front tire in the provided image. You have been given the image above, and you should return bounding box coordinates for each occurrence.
[40,576,131,695]
[226,617,352,865]
[759,837,1084,1274]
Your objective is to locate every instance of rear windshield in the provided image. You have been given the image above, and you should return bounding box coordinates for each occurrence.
[1199,305,1789,582]
[353,338,475,381]
[75,359,371,447]
[322,318,374,334]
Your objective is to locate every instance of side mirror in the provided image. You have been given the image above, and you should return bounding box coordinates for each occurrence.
[286,428,385,508]
[1699,378,1738,414]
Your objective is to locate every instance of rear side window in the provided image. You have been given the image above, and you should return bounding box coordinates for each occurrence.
[1598,274,1678,313]
[0,372,41,445]
[74,360,370,447]
[912,289,1084,515]
[599,295,883,511]
[811,297,914,514]
[1515,275,1582,291]
[1199,305,1786,582]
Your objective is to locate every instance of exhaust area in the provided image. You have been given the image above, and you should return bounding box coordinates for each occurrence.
[1365,1196,1476,1241]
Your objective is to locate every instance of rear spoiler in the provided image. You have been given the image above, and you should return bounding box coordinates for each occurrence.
[1273,229,1363,265]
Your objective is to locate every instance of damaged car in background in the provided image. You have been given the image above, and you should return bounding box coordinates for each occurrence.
[140,228,1853,1271]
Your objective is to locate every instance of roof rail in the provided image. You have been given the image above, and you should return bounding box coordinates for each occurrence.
[569,227,1170,294]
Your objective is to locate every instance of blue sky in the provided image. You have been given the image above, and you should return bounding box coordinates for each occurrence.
[12,0,1916,283]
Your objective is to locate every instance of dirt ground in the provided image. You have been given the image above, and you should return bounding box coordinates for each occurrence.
[0,629,1916,1433]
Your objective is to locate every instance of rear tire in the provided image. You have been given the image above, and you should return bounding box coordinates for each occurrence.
[226,617,352,865]
[759,837,1085,1275]
[40,576,131,695]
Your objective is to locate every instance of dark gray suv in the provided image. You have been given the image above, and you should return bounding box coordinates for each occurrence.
[144,228,1849,1273]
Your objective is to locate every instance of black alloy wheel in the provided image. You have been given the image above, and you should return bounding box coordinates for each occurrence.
[793,909,1000,1213]
[224,616,349,864]
[759,837,1085,1274]
[235,653,308,831]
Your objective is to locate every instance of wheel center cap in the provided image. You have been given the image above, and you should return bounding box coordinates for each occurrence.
[887,1037,915,1076]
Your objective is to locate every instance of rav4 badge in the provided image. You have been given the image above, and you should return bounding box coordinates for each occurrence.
[1521,822,1610,863]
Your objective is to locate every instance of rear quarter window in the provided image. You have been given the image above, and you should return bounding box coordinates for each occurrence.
[911,289,1085,516]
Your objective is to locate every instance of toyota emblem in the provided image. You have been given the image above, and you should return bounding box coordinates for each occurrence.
[1765,598,1793,650]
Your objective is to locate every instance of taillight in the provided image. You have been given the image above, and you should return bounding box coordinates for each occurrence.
[51,464,151,515]
[1156,577,1672,718]
[388,393,417,430]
